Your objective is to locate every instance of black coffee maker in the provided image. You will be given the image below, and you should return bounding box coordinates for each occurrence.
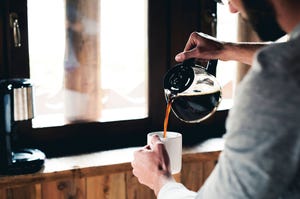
[0,78,45,175]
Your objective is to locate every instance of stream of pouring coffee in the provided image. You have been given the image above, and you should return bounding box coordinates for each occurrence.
[163,100,172,138]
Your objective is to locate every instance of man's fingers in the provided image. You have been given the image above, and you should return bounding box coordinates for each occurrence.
[175,48,199,62]
[150,134,162,147]
[183,32,199,51]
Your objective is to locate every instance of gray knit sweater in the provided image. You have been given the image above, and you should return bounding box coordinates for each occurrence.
[158,24,300,199]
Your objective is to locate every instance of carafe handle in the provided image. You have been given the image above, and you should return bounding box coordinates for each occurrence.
[206,59,218,76]
[182,58,195,67]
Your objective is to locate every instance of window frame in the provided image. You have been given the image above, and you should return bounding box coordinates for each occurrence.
[0,0,227,157]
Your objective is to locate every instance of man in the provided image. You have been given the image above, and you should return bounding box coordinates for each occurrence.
[131,0,300,198]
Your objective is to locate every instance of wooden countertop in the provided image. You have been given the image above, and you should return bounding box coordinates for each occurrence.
[0,138,224,189]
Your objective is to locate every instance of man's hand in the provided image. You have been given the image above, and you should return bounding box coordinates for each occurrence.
[175,32,224,62]
[131,135,175,195]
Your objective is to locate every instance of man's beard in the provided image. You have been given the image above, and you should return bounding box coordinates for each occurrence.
[242,0,286,41]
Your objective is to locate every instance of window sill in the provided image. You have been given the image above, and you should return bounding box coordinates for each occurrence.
[0,138,224,189]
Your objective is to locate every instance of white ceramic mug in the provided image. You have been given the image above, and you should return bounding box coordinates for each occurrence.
[147,131,182,174]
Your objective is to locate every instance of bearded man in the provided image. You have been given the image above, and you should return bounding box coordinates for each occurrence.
[132,0,300,198]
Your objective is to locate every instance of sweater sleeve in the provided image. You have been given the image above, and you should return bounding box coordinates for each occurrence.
[158,182,197,199]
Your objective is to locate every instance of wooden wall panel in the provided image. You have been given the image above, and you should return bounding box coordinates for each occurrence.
[86,176,104,199]
[86,173,126,199]
[181,161,204,192]
[6,185,37,199]
[125,171,156,199]
[181,160,217,192]
[106,173,126,199]
[203,161,216,181]
[0,189,7,199]
[41,178,86,199]
[34,184,42,199]
[87,173,126,199]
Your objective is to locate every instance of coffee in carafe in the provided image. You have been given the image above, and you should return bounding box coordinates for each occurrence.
[164,60,222,124]
[167,90,221,123]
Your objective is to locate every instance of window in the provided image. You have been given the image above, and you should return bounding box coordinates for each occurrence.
[28,0,148,126]
[1,0,226,157]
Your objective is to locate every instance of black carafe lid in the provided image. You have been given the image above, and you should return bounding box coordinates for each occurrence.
[164,59,195,94]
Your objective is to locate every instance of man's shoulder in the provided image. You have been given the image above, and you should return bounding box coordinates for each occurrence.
[255,37,300,76]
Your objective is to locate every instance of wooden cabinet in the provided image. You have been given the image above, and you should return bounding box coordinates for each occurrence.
[0,139,223,199]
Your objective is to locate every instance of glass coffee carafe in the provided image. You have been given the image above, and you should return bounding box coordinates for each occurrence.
[164,59,222,123]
